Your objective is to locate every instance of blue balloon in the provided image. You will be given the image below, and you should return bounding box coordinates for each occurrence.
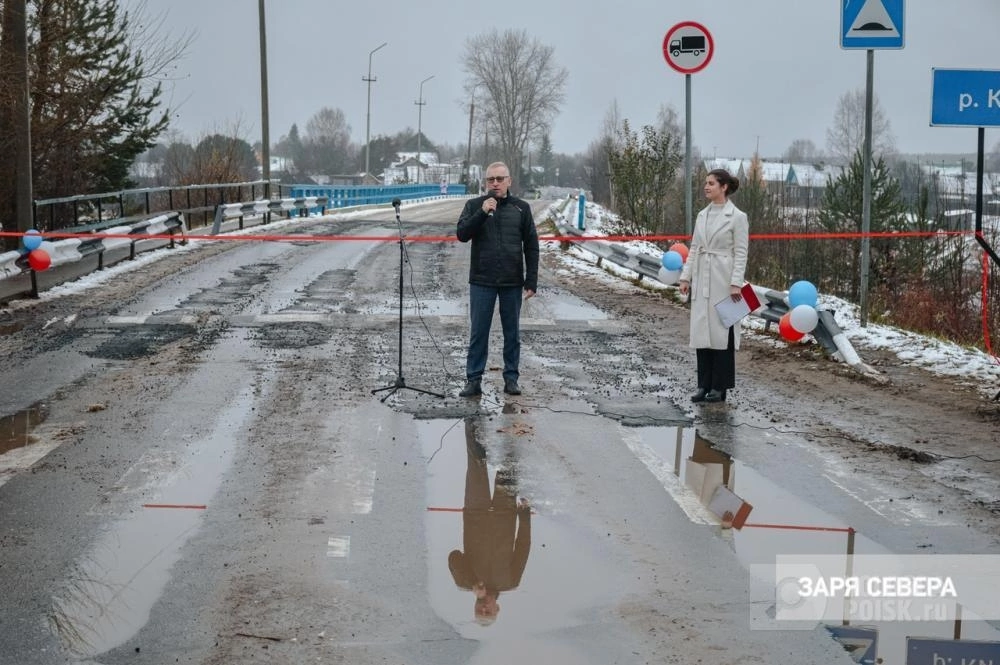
[23,229,43,251]
[788,280,818,308]
[661,250,683,271]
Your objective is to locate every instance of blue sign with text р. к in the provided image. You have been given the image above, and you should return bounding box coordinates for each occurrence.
[931,69,1000,128]
[841,0,904,49]
[906,636,1000,665]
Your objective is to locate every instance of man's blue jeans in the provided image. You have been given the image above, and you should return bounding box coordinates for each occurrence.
[466,284,522,383]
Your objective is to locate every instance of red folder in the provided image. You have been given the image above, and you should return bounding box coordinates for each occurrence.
[740,283,761,311]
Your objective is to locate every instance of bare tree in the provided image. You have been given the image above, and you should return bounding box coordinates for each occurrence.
[587,102,622,206]
[784,138,822,164]
[302,107,354,175]
[825,88,896,164]
[988,138,1000,173]
[161,119,257,185]
[462,28,567,185]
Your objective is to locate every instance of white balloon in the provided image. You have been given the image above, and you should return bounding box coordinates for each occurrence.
[789,304,819,333]
[658,267,681,285]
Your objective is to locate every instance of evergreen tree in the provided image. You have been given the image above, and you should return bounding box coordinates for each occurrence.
[274,124,305,176]
[818,149,907,301]
[0,0,173,229]
[537,132,553,186]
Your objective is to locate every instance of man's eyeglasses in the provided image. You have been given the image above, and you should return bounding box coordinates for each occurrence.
[485,175,508,183]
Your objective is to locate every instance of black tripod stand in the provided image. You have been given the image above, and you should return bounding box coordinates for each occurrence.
[371,199,444,402]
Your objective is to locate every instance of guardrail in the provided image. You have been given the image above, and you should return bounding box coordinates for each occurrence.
[0,212,186,300]
[551,196,873,373]
[33,181,276,232]
[32,181,463,232]
[210,196,329,234]
[290,183,463,208]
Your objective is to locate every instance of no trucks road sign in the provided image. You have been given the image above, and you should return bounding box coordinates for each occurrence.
[663,21,714,75]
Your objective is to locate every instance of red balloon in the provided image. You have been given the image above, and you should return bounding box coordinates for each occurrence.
[778,312,805,342]
[669,242,689,262]
[28,248,51,271]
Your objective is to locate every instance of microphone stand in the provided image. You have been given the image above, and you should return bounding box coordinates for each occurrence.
[371,201,444,402]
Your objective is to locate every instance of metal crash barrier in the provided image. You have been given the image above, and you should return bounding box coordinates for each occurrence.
[550,197,873,373]
[211,196,329,235]
[0,211,186,300]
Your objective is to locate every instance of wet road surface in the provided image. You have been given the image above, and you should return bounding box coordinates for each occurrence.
[0,199,997,664]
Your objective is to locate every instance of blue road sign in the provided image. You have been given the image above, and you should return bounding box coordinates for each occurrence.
[906,637,1000,665]
[842,0,904,49]
[931,69,1000,127]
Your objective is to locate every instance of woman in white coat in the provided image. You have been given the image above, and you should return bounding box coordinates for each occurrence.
[678,169,749,403]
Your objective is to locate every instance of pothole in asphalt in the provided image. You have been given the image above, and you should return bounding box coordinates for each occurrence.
[252,322,332,349]
[86,324,196,360]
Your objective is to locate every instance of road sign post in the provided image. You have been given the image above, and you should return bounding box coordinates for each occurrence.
[930,68,1000,267]
[839,0,905,327]
[662,21,713,237]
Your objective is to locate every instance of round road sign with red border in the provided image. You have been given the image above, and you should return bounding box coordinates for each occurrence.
[662,21,714,75]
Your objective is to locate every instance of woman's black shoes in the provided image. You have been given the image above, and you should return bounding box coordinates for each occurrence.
[704,389,727,402]
[692,388,727,403]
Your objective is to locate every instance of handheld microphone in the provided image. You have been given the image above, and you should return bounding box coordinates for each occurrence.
[486,190,498,217]
[391,197,401,211]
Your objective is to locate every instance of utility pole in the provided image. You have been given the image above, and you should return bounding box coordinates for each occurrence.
[9,0,33,237]
[414,75,434,184]
[363,42,387,181]
[465,89,476,193]
[258,0,271,197]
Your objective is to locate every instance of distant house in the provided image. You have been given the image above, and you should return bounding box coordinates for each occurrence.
[704,158,747,180]
[788,163,841,208]
[702,158,846,208]
[382,151,466,186]
[381,151,438,184]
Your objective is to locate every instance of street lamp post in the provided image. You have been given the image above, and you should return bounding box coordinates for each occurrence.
[363,41,387,182]
[415,75,434,184]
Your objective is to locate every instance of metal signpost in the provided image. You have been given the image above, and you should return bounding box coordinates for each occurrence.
[662,21,714,237]
[840,0,905,327]
[930,68,1000,265]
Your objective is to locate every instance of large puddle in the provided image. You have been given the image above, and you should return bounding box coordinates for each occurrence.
[420,413,624,656]
[420,413,1000,664]
[48,386,256,658]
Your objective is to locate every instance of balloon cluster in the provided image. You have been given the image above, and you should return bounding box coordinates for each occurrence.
[658,243,689,285]
[778,280,819,342]
[22,230,51,271]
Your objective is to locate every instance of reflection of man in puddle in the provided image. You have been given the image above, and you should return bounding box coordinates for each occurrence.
[448,417,531,626]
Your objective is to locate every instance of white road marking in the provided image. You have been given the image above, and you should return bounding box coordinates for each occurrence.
[619,427,715,525]
[326,536,351,558]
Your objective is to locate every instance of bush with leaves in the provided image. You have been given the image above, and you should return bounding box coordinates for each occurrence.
[605,120,682,239]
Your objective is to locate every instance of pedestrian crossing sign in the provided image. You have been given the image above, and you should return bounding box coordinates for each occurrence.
[841,0,904,49]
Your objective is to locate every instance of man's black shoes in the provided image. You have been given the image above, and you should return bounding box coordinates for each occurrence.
[691,388,708,403]
[459,380,482,397]
[503,380,521,395]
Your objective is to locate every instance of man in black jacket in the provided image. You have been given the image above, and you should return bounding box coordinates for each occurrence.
[456,162,539,397]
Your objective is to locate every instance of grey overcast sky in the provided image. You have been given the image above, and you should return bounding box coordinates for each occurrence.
[133,0,1000,159]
